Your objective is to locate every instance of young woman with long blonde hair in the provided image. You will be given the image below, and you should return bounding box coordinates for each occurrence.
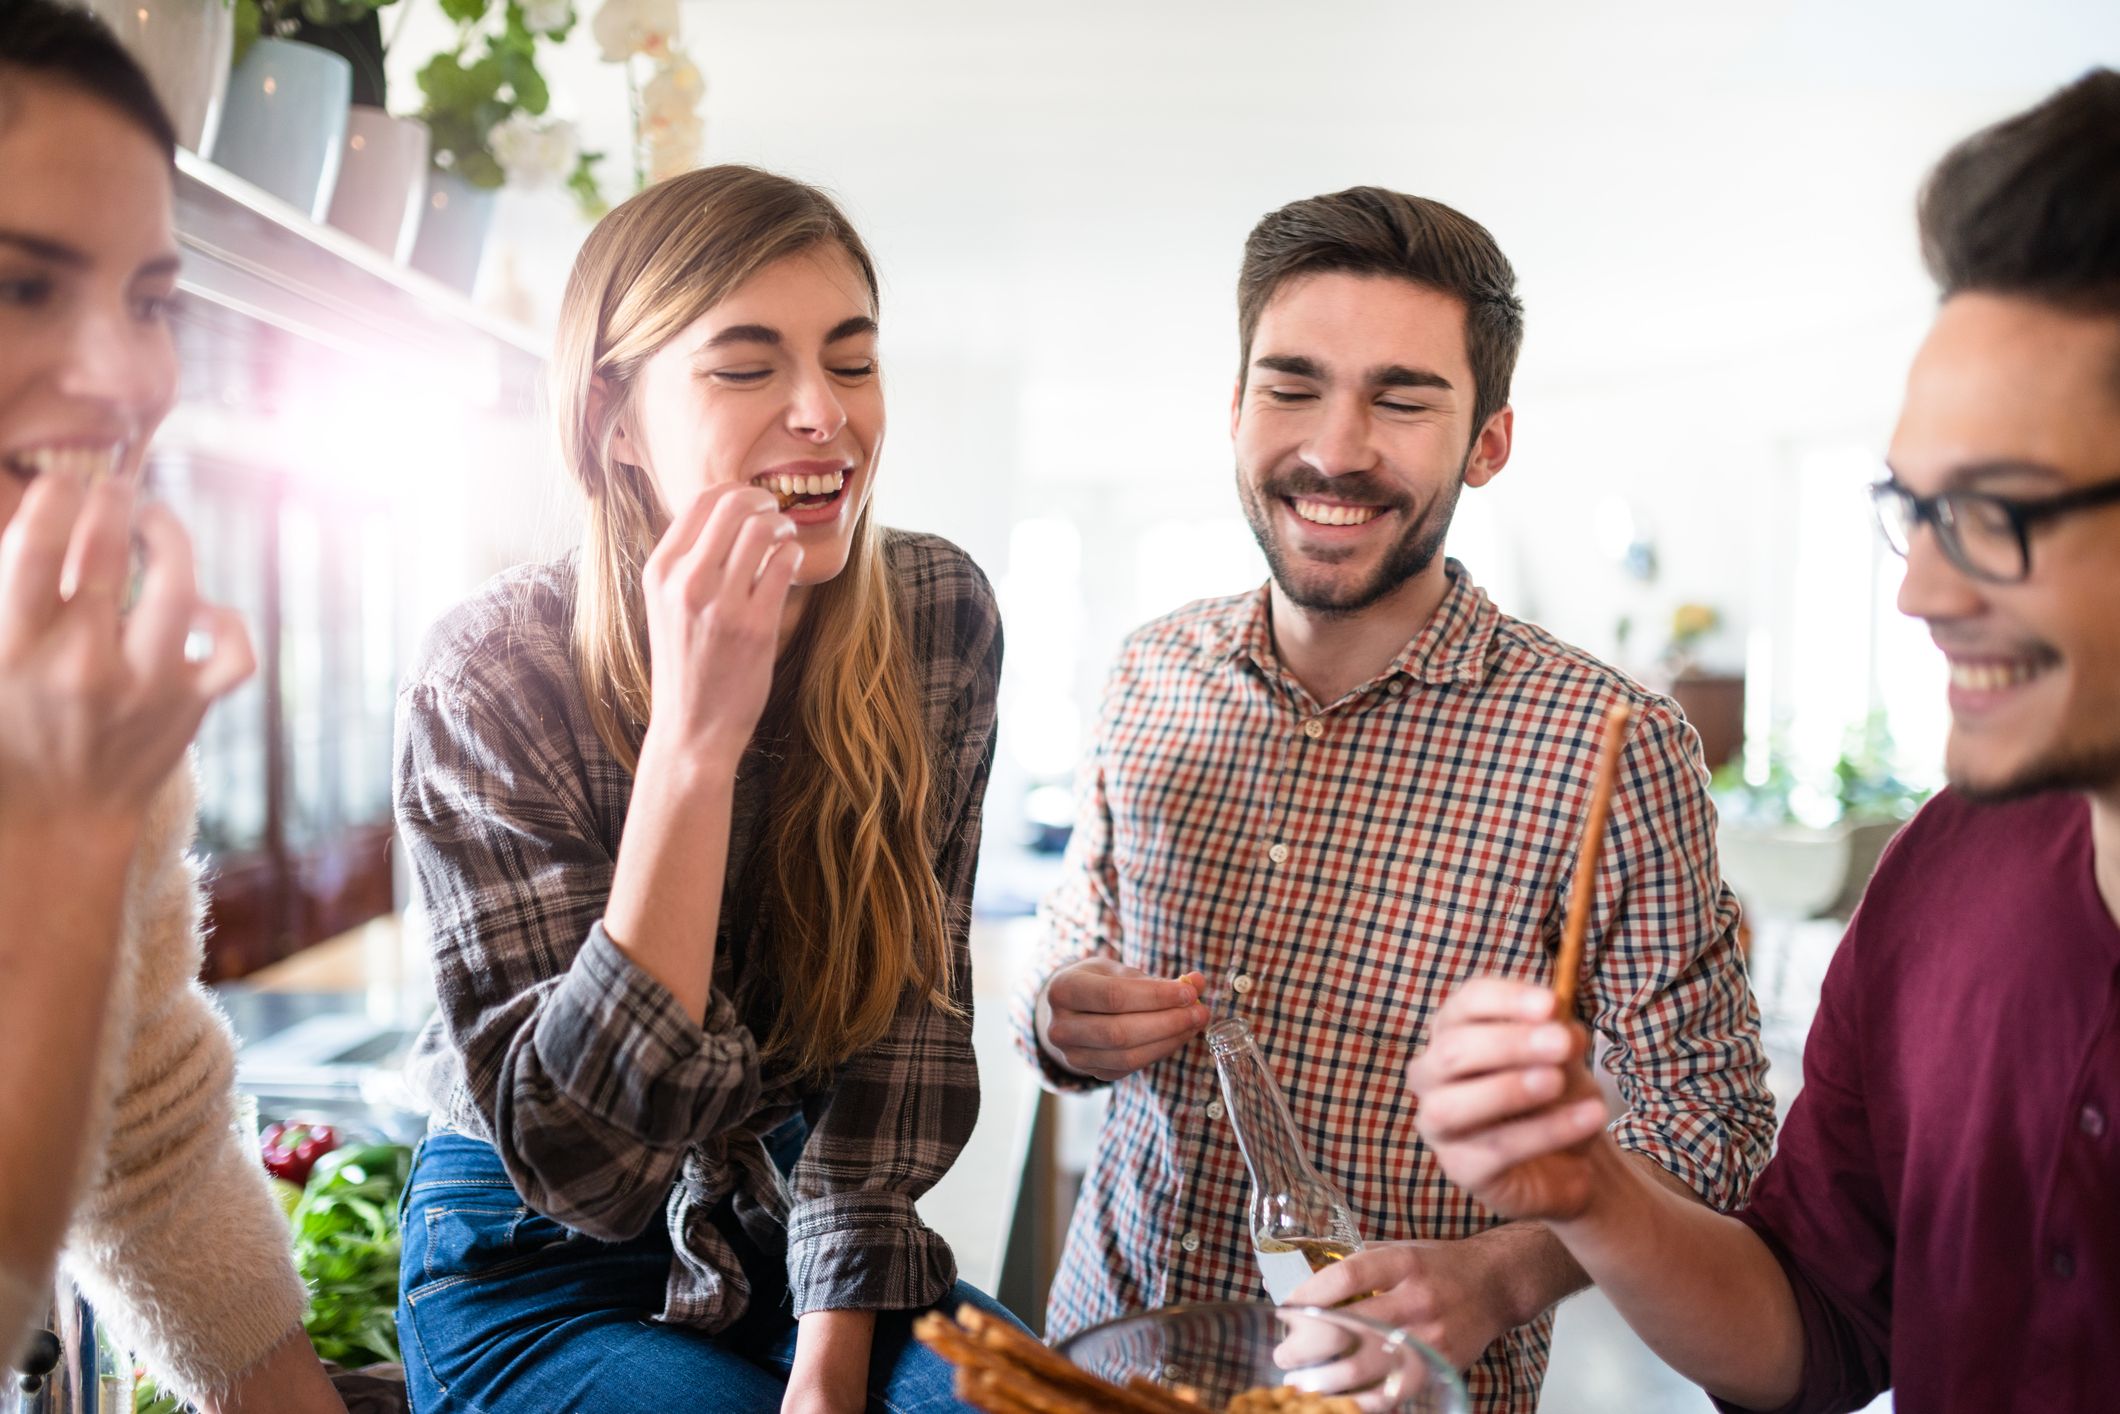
[392,165,1012,1412]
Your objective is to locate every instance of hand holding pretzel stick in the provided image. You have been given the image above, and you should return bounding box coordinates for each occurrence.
[1405,700,1637,1222]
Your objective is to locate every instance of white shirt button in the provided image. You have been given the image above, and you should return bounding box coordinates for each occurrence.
[1303,718,1324,739]
[1268,843,1288,864]
[1387,679,1406,697]
[1205,1099,1225,1120]
[1180,1232,1201,1253]
[1231,973,1254,995]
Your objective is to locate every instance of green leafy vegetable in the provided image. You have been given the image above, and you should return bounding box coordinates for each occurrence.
[135,1376,185,1414]
[290,1143,414,1367]
[133,1141,414,1411]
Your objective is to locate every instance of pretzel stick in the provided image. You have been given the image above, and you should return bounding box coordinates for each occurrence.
[1552,701,1633,1020]
[956,1305,1117,1386]
[923,1307,1199,1414]
[968,1330,1186,1414]
[959,1371,1044,1414]
[922,1311,1110,1412]
[970,1365,1106,1414]
[958,1306,1192,1410]
[917,1313,998,1373]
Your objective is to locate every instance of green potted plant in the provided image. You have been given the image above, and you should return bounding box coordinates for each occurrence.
[408,0,605,292]
[1713,714,1934,921]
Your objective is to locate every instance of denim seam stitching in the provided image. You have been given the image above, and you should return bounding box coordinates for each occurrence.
[403,1247,555,1306]
[404,1177,520,1195]
[404,1205,549,1304]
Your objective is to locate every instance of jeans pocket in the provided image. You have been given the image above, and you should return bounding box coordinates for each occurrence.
[406,1200,572,1303]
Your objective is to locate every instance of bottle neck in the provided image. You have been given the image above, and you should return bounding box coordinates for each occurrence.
[1210,1023,1329,1194]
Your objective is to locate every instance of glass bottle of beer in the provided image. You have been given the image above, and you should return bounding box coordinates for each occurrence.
[1206,1016,1365,1303]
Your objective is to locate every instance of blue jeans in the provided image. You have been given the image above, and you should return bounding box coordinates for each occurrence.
[397,1129,1025,1413]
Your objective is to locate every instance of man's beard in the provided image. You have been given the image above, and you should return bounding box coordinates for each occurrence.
[1237,458,1464,618]
[1950,732,2120,804]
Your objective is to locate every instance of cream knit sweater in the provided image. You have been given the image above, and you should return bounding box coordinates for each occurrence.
[5,765,308,1405]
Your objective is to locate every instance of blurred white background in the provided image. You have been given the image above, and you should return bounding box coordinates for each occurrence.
[370,0,2120,863]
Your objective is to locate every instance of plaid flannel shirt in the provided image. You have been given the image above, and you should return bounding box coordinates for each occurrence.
[396,530,1001,1329]
[1011,560,1773,1411]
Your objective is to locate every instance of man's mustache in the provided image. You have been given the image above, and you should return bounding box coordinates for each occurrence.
[1258,468,1407,510]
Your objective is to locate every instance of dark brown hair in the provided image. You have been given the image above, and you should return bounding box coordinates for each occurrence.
[0,0,176,159]
[1237,187,1525,432]
[1919,68,2120,315]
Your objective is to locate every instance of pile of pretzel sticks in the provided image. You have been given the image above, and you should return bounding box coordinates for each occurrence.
[914,1306,1360,1414]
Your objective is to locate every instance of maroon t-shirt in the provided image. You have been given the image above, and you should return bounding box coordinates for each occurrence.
[1719,789,2120,1414]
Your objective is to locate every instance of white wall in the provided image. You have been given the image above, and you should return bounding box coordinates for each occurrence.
[375,0,2120,823]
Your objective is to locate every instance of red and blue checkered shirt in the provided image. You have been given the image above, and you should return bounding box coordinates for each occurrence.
[1012,561,1774,1412]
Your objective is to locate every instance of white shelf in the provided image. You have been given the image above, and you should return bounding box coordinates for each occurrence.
[173,150,545,407]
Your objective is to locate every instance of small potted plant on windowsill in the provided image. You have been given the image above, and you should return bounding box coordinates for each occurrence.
[407,0,607,292]
[1714,715,1933,921]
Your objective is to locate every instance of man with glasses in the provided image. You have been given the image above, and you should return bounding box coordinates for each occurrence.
[1405,69,2120,1414]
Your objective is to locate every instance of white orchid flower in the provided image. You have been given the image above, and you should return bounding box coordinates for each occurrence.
[644,105,704,182]
[521,0,574,34]
[591,0,680,62]
[489,112,581,189]
[641,54,704,120]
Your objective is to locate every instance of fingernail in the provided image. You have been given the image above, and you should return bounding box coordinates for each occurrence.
[1531,1024,1570,1058]
[1524,990,1556,1017]
[1525,1068,1561,1098]
[1576,1100,1607,1125]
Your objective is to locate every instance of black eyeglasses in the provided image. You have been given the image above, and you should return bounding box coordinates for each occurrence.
[1869,474,2120,584]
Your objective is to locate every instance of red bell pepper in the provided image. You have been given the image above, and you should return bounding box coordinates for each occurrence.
[259,1120,339,1186]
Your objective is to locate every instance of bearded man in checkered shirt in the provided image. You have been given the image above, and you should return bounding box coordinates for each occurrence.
[1010,187,1777,1412]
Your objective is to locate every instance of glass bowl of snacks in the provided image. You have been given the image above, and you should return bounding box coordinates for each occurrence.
[918,1301,1467,1414]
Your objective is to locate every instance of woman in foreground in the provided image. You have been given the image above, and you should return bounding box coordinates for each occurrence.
[0,5,344,1410]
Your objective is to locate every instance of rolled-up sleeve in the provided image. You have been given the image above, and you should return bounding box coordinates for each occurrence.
[783,595,1000,1314]
[1579,699,1776,1212]
[396,678,762,1241]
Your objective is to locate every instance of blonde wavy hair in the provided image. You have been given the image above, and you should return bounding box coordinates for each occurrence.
[551,165,953,1081]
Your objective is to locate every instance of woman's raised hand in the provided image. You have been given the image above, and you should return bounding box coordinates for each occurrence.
[0,471,254,833]
[639,481,801,770]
